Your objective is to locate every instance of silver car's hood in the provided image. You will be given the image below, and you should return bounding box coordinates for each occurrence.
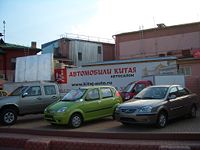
[0,96,19,103]
[120,99,163,108]
[0,97,6,100]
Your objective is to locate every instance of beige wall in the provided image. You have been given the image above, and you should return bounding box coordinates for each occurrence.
[119,31,200,59]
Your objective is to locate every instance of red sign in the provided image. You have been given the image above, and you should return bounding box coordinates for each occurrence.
[193,49,200,58]
[54,68,67,84]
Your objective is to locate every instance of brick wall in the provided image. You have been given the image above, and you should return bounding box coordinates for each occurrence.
[0,49,38,81]
[103,43,115,61]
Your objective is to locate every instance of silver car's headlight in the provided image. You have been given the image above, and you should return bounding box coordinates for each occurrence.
[57,107,68,113]
[138,106,152,113]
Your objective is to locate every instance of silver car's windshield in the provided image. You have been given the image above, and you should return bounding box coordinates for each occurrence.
[10,86,28,96]
[134,87,168,100]
[62,89,86,101]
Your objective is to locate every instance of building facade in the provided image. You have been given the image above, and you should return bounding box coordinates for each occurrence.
[177,58,200,96]
[114,22,200,96]
[42,38,115,67]
[0,39,40,82]
[115,22,200,60]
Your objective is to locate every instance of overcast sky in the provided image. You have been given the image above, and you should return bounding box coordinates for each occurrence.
[0,0,200,48]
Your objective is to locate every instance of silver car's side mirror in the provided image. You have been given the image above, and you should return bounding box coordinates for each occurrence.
[168,94,176,100]
[22,92,28,98]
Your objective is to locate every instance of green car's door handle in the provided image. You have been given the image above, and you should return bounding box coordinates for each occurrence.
[37,97,42,100]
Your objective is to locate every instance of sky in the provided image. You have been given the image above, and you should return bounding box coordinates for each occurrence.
[0,0,200,48]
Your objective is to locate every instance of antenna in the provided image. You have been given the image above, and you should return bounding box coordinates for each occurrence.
[153,16,156,27]
[3,20,6,41]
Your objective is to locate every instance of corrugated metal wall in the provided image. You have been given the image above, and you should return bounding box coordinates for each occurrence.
[42,41,59,54]
[69,40,103,66]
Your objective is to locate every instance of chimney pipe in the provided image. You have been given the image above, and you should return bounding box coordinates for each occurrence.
[31,41,37,49]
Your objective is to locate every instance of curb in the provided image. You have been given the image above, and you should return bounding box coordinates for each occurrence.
[0,128,200,140]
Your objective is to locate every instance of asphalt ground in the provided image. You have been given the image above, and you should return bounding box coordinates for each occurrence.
[0,110,200,133]
[0,111,200,150]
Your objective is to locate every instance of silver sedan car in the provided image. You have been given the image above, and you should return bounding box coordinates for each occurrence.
[115,85,199,128]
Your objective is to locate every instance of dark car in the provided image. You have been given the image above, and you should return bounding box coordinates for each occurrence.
[115,85,199,128]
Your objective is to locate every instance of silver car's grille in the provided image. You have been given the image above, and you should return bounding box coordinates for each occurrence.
[121,108,137,113]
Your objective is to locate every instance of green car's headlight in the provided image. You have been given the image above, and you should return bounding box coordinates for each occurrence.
[138,106,152,113]
[115,106,120,111]
[57,107,68,113]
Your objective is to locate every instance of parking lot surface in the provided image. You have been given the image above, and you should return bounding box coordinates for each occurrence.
[0,111,200,150]
[0,110,200,133]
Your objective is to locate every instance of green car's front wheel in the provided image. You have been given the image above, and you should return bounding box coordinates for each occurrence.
[69,113,83,128]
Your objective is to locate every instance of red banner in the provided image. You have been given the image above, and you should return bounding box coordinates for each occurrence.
[54,68,67,84]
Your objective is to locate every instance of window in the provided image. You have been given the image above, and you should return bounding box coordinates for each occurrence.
[101,88,113,98]
[26,86,41,96]
[62,89,86,101]
[86,89,99,100]
[169,87,178,97]
[182,50,191,58]
[178,67,191,75]
[2,91,7,96]
[167,52,173,56]
[44,85,56,95]
[177,86,190,96]
[98,46,101,54]
[159,54,165,57]
[134,84,145,93]
[10,86,28,96]
[78,52,82,61]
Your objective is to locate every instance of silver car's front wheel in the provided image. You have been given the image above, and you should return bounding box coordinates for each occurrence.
[1,109,17,125]
[69,113,82,128]
[156,112,167,128]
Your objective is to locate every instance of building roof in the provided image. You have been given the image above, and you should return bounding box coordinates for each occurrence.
[114,21,200,36]
[0,39,41,52]
[83,56,177,66]
[42,37,114,49]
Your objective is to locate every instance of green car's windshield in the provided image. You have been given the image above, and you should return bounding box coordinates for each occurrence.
[134,87,168,100]
[62,89,86,101]
[10,86,28,96]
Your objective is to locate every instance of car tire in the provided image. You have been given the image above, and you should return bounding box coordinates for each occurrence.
[0,109,17,125]
[69,113,82,128]
[189,105,197,118]
[156,111,167,128]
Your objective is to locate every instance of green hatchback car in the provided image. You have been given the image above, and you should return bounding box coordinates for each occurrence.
[44,86,122,128]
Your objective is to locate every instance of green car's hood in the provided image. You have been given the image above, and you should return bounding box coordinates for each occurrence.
[47,100,79,111]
